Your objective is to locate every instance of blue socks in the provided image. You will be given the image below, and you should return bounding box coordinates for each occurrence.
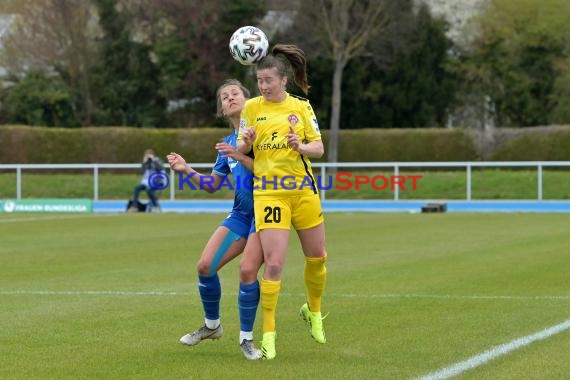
[238,280,260,334]
[198,274,221,321]
[198,275,259,339]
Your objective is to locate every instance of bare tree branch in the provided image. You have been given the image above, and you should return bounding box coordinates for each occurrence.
[0,0,100,125]
[298,0,388,162]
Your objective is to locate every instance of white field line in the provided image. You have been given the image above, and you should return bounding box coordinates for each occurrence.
[0,290,568,300]
[0,214,120,223]
[416,319,570,380]
[332,293,570,301]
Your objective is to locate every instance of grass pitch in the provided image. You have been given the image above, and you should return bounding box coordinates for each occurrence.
[1,213,569,379]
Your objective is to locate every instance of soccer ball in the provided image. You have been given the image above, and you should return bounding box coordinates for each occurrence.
[229,26,269,66]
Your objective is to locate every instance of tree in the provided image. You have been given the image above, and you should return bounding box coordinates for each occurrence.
[288,1,458,131]
[302,2,457,129]
[462,0,570,126]
[293,0,388,162]
[551,58,570,123]
[91,0,166,127]
[137,0,268,127]
[0,0,99,125]
[0,0,22,13]
[373,4,458,127]
[2,71,78,127]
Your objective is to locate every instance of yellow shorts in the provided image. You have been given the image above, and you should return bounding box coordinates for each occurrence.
[254,194,324,232]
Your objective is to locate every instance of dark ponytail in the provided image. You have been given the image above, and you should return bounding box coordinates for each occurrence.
[257,44,309,95]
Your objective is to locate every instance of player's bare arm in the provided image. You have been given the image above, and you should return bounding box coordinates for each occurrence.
[216,142,254,172]
[167,151,223,193]
[237,127,256,154]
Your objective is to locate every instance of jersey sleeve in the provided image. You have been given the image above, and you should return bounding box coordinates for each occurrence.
[212,135,230,176]
[237,100,254,141]
[302,101,321,142]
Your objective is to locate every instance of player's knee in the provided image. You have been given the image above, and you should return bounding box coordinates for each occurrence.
[239,264,257,283]
[306,248,327,260]
[196,260,213,276]
[264,262,283,279]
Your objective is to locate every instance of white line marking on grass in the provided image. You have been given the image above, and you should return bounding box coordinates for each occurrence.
[0,290,569,301]
[337,293,570,301]
[416,319,570,380]
[0,214,120,223]
[0,290,186,296]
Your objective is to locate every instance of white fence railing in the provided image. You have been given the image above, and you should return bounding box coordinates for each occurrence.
[1,161,569,201]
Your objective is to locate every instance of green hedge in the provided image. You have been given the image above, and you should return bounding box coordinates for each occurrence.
[0,125,233,164]
[333,128,478,162]
[491,128,570,161]
[1,125,570,164]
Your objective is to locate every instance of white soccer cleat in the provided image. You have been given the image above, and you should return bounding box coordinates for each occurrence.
[239,339,262,360]
[179,324,223,346]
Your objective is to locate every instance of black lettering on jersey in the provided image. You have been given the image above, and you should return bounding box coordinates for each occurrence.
[256,116,267,121]
[256,143,289,150]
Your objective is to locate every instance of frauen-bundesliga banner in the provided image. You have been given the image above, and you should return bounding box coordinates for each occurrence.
[0,199,92,213]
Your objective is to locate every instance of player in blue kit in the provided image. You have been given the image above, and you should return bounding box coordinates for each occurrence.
[167,79,263,360]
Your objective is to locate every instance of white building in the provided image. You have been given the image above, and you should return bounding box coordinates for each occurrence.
[417,0,489,46]
[0,14,15,78]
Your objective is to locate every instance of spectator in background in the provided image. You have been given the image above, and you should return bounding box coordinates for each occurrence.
[128,149,163,212]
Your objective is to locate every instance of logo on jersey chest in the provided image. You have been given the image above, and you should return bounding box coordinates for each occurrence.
[288,114,299,126]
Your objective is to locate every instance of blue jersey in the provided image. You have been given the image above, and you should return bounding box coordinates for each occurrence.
[212,130,254,224]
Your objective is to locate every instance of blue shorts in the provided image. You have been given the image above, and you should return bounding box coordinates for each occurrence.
[221,211,255,239]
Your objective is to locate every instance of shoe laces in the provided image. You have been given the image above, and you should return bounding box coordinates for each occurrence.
[240,340,256,355]
[195,324,217,337]
[190,326,206,337]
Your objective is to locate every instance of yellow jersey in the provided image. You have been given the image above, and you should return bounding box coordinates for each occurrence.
[239,93,322,199]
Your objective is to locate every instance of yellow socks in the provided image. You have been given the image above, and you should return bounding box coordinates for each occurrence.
[259,256,326,334]
[304,256,327,312]
[260,278,281,333]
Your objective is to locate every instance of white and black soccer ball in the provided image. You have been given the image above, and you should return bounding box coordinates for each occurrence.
[229,26,269,66]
